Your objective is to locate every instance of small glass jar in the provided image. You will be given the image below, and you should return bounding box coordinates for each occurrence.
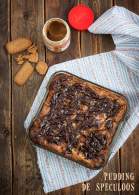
[42,18,71,53]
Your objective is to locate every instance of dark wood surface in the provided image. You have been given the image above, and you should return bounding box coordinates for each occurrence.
[0,0,139,195]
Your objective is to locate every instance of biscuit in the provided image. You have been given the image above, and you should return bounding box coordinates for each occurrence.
[36,61,48,75]
[14,62,34,86]
[6,38,32,54]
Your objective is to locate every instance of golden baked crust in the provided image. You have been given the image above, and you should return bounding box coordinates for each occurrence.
[29,72,127,169]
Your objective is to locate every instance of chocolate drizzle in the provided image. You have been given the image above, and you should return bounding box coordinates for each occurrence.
[79,132,107,159]
[34,74,120,160]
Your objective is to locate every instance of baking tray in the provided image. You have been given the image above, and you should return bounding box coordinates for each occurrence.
[26,71,129,170]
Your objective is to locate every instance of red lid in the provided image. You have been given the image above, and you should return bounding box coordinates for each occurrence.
[68,4,94,31]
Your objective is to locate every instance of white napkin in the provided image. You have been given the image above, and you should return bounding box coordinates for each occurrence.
[24,6,139,193]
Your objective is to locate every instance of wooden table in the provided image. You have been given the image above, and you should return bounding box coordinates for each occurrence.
[0,0,139,195]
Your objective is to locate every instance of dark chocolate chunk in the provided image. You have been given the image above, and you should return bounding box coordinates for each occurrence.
[105,119,113,129]
[79,132,107,159]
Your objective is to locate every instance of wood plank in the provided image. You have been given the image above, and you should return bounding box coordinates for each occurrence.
[114,0,139,14]
[114,1,139,195]
[45,1,84,195]
[0,0,12,195]
[11,0,45,194]
[80,0,120,195]
[80,0,114,57]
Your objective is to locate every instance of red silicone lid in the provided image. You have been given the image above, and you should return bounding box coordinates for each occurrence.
[68,4,94,30]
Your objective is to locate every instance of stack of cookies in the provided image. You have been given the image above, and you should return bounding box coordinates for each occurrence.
[6,37,48,86]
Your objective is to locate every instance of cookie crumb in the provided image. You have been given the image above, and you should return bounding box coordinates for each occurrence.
[27,44,38,53]
[24,52,38,63]
[15,54,24,65]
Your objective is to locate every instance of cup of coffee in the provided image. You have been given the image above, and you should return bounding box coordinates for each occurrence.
[42,18,71,53]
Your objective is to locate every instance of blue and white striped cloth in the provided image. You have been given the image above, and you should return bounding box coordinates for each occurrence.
[24,6,139,193]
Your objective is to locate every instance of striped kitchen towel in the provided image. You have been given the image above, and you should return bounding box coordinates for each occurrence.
[24,6,139,193]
